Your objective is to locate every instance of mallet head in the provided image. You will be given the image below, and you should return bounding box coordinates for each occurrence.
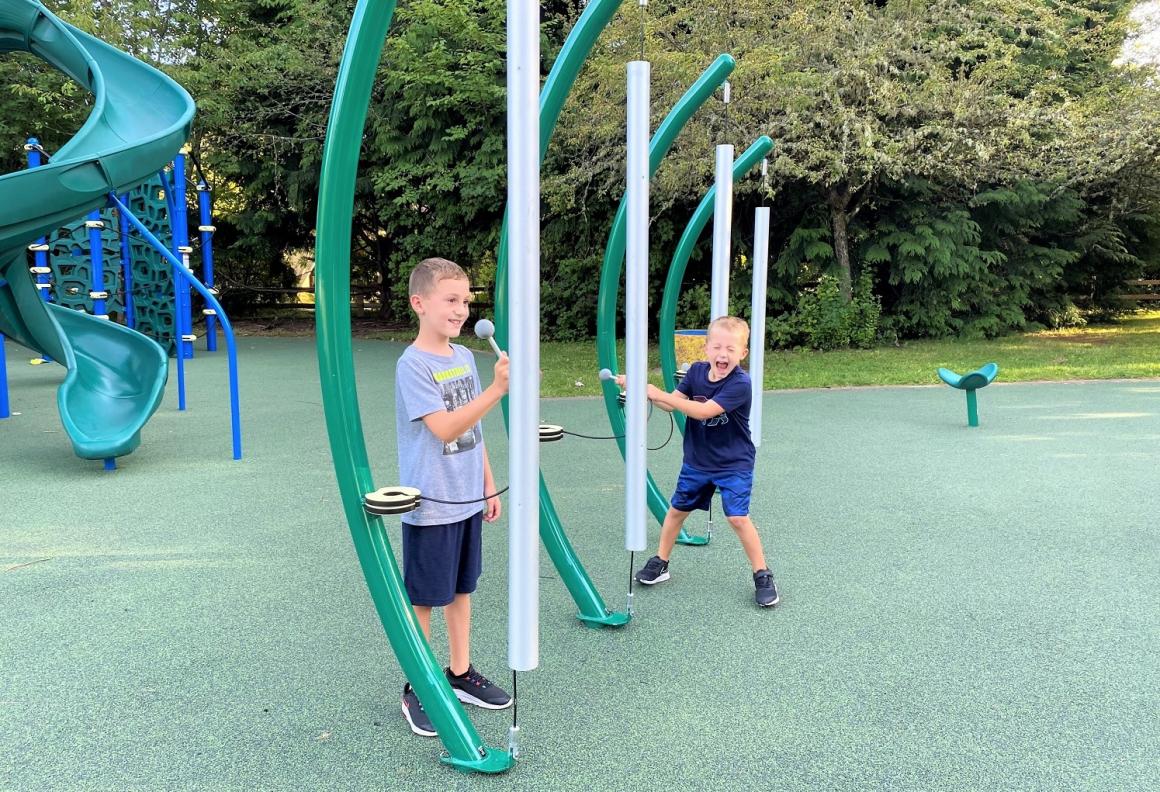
[473,318,504,357]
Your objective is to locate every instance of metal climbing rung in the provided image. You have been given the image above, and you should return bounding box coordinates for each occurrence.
[89,291,109,300]
[94,314,110,320]
[178,245,194,254]
[34,283,52,290]
[181,334,197,342]
[198,225,216,233]
[27,243,49,252]
[84,220,105,229]
[202,309,217,316]
[29,266,51,274]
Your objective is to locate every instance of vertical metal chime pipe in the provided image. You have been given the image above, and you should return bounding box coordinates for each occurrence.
[626,58,650,555]
[711,82,733,321]
[507,0,540,678]
[750,160,771,446]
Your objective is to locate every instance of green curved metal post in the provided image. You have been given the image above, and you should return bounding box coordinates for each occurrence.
[494,0,631,628]
[313,0,511,773]
[594,55,737,546]
[659,137,776,435]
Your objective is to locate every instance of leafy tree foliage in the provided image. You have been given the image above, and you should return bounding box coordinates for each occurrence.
[3,0,1160,345]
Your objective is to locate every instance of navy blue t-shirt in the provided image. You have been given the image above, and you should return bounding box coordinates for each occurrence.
[676,361,755,472]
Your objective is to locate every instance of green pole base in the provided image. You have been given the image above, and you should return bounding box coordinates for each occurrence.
[677,528,710,546]
[577,609,632,628]
[966,388,979,427]
[441,746,516,774]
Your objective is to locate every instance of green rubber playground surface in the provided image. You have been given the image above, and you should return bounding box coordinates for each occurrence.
[2,336,1157,791]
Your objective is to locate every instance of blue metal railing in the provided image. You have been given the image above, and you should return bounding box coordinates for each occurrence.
[109,193,242,460]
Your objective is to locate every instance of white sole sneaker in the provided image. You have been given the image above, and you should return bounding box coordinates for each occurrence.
[635,570,670,585]
[452,686,513,710]
[757,589,780,607]
[401,699,437,737]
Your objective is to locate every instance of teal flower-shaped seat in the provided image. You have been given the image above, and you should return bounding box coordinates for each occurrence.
[937,363,999,427]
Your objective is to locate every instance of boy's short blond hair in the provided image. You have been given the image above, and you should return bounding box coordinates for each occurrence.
[408,257,468,297]
[708,316,750,347]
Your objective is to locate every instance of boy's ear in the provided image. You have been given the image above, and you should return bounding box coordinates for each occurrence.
[409,293,424,313]
[740,347,749,360]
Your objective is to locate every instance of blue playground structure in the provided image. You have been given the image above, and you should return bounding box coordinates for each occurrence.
[0,0,241,467]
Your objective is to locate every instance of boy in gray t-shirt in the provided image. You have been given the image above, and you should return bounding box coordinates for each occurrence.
[394,257,511,738]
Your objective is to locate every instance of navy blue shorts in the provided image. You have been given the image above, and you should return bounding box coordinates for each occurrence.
[401,511,483,607]
[670,464,753,517]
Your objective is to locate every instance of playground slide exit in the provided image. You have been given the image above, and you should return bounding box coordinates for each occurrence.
[0,0,195,460]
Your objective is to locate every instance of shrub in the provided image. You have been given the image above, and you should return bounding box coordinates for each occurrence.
[775,272,881,350]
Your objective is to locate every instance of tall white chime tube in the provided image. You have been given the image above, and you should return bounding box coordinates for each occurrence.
[507,0,539,675]
[711,82,733,321]
[750,203,771,447]
[625,59,650,555]
[710,144,735,319]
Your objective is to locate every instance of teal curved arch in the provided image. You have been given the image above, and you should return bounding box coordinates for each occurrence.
[659,137,775,435]
[493,0,631,628]
[314,0,511,774]
[594,56,738,545]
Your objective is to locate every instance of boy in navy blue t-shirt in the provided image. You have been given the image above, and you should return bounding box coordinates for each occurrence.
[619,316,778,607]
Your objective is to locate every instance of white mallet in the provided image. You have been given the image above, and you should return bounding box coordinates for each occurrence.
[474,318,505,357]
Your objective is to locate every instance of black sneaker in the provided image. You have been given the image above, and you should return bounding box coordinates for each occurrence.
[635,555,670,585]
[754,568,779,607]
[446,665,512,710]
[401,683,437,737]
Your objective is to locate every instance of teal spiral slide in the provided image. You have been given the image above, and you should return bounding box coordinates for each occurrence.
[0,0,194,460]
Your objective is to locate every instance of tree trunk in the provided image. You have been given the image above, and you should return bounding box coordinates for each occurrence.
[374,234,392,321]
[827,184,853,302]
[376,254,392,320]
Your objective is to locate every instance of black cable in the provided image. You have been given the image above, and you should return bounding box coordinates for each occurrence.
[186,148,212,192]
[648,413,676,451]
[724,90,730,142]
[560,412,676,451]
[561,430,621,440]
[639,1,646,62]
[409,409,677,511]
[27,143,52,162]
[628,550,636,607]
[417,486,509,506]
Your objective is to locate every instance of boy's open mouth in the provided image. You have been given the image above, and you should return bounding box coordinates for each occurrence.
[714,360,730,373]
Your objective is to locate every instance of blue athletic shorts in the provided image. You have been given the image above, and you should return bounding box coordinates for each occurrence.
[401,511,483,607]
[670,464,753,517]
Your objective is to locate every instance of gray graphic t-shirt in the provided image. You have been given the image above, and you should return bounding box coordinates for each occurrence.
[395,344,485,526]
